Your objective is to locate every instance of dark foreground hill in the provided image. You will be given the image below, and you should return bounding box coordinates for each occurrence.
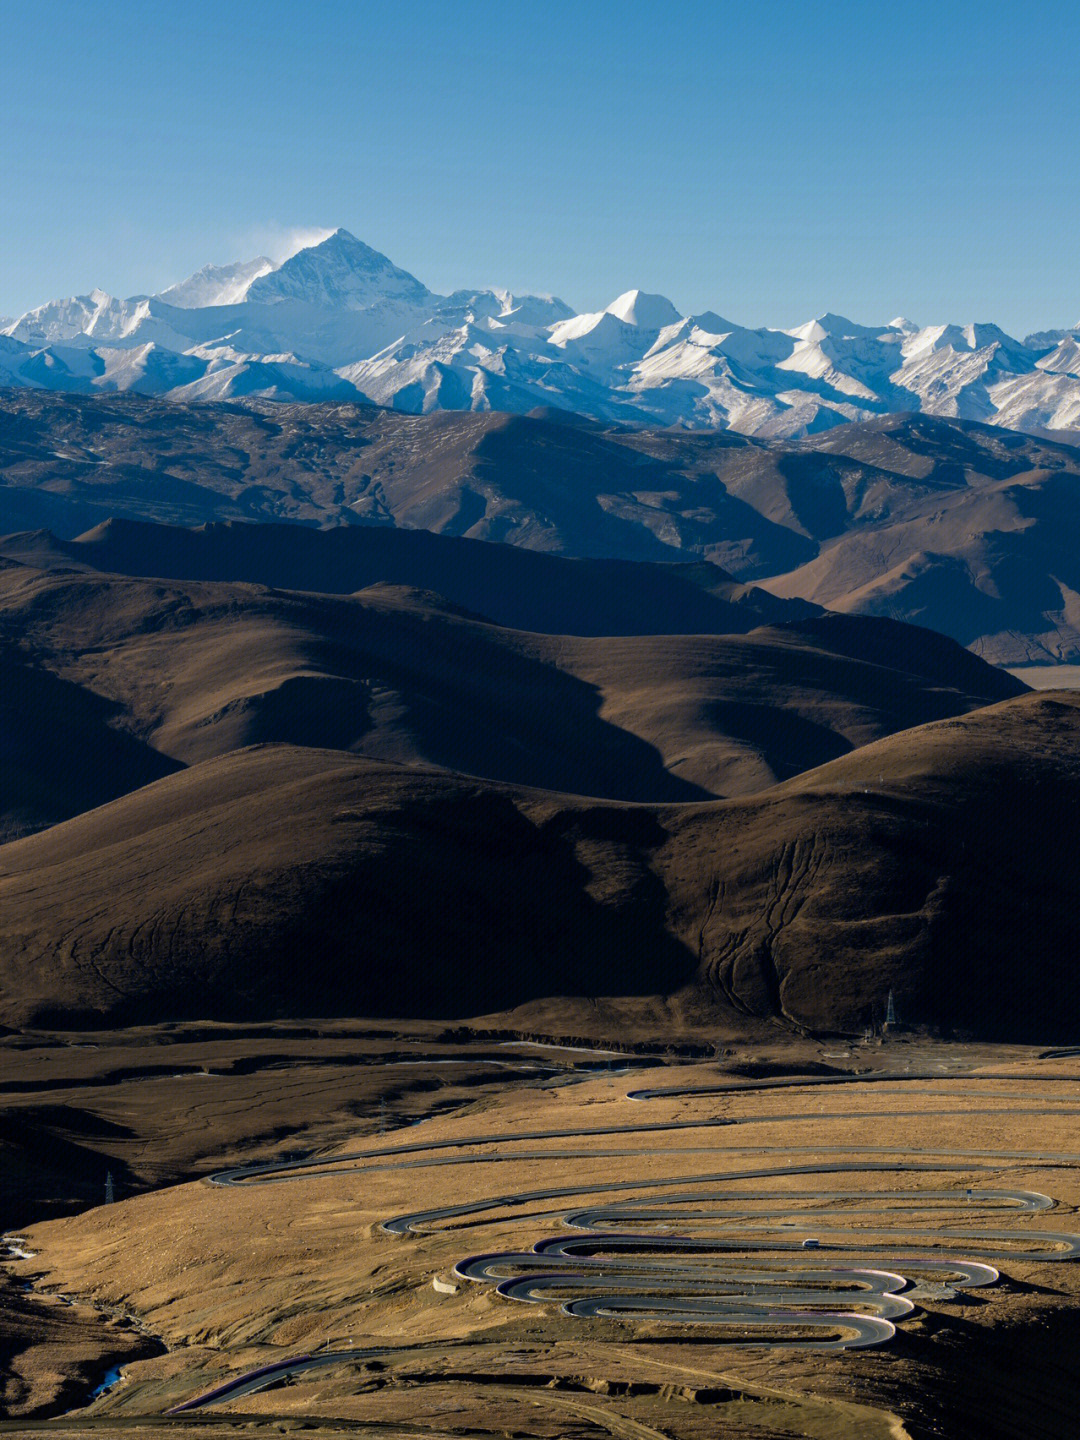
[1,691,1076,1039]
[0,537,1023,836]
[6,392,1080,661]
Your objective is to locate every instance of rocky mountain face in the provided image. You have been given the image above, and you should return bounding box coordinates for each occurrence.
[4,229,1080,436]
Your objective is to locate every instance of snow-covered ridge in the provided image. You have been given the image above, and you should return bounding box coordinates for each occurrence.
[158,257,275,308]
[3,228,1080,436]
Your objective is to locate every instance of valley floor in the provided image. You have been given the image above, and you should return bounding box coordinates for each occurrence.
[5,1027,1080,1439]
[1007,665,1080,689]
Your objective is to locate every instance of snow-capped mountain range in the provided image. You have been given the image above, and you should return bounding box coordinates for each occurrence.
[4,228,1080,437]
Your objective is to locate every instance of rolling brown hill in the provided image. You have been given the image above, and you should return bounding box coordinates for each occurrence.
[5,392,1080,663]
[0,391,803,567]
[0,593,182,839]
[0,513,817,638]
[758,454,1080,664]
[0,691,1076,1039]
[0,544,1023,837]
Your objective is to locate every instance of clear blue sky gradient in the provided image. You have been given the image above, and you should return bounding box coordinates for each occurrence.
[3,0,1077,334]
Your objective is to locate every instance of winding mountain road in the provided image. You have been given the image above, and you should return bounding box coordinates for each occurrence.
[170,1065,1080,1409]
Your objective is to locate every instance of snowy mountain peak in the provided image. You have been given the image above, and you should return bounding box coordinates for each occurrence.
[689,311,740,337]
[244,228,432,310]
[158,256,275,309]
[1036,337,1080,378]
[788,314,885,345]
[6,230,1080,437]
[605,290,682,330]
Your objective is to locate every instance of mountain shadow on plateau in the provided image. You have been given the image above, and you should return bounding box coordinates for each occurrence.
[0,643,183,837]
[285,793,696,1021]
[771,614,1029,701]
[664,482,819,579]
[695,699,852,781]
[916,750,1080,1042]
[220,672,373,752]
[1,1106,140,1223]
[775,452,868,539]
[0,483,108,540]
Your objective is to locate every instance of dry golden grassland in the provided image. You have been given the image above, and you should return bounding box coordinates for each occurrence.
[7,1036,1080,1439]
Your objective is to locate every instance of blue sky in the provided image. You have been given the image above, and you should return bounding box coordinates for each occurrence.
[3,0,1077,334]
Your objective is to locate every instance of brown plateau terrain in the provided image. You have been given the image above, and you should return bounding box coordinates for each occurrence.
[5,401,1080,1438]
[0,514,819,640]
[0,690,1075,1039]
[6,391,1080,661]
[0,524,1021,836]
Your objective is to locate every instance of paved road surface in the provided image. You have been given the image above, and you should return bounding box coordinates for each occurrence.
[169,1065,1080,1407]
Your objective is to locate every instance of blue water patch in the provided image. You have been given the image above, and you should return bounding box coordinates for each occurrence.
[89,1366,122,1400]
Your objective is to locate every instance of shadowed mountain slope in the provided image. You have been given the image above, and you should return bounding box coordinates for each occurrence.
[0,555,1022,837]
[0,513,816,638]
[666,690,1080,1038]
[0,747,703,1028]
[0,691,1075,1038]
[759,460,1080,664]
[0,615,183,841]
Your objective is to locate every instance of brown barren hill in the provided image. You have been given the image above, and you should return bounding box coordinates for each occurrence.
[7,393,1080,661]
[759,463,1080,666]
[0,513,816,636]
[1,691,1077,1039]
[666,690,1080,1038]
[0,548,1023,836]
[0,623,182,839]
[0,747,700,1028]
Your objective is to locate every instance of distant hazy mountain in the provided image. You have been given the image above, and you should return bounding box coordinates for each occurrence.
[3,229,1080,436]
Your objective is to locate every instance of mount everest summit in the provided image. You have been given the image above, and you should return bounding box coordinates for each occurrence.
[3,228,1080,437]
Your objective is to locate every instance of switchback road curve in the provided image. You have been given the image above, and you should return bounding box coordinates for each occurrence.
[172,1067,1080,1408]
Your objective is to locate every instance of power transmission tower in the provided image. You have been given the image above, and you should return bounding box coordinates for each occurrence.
[104,1171,115,1205]
[885,990,898,1028]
